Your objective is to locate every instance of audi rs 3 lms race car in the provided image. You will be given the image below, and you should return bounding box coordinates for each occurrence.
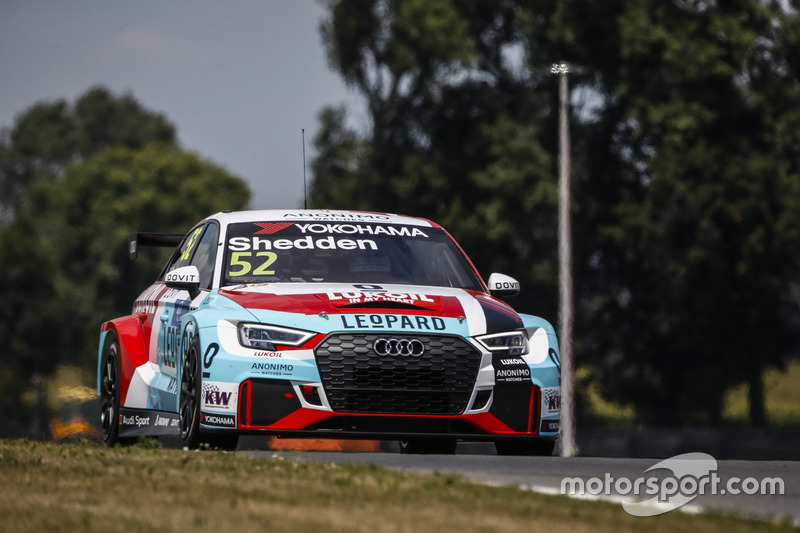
[98,210,561,454]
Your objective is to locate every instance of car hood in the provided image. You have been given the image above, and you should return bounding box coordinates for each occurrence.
[217,282,523,335]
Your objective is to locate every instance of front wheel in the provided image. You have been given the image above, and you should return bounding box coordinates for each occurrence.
[179,337,239,451]
[179,337,202,448]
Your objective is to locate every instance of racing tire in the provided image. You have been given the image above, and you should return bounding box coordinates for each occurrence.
[179,337,202,449]
[100,335,133,447]
[494,439,555,456]
[179,337,239,451]
[398,439,457,454]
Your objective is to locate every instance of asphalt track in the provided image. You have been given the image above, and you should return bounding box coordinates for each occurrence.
[240,443,800,526]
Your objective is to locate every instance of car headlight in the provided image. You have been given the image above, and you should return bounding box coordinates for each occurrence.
[475,331,529,357]
[237,323,315,351]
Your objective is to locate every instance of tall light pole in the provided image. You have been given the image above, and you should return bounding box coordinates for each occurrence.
[551,61,577,457]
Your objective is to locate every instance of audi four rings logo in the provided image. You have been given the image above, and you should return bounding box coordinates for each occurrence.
[373,338,425,356]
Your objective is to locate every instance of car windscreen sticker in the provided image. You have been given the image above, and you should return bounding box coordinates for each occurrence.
[254,222,294,234]
[228,235,378,252]
[221,221,484,291]
[282,212,393,222]
[180,227,203,260]
[246,221,430,237]
[292,223,429,238]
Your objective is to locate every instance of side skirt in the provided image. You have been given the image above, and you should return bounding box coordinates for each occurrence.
[118,407,181,438]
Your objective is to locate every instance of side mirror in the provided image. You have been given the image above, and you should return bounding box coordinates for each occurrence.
[165,265,201,295]
[487,273,520,298]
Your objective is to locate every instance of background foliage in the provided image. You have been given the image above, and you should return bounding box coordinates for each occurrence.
[0,87,250,437]
[310,0,800,426]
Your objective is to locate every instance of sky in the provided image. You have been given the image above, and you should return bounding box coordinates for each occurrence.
[0,0,363,209]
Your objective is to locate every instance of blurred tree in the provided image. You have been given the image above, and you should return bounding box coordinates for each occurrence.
[0,215,62,436]
[313,0,561,317]
[310,106,374,208]
[0,87,249,437]
[569,0,800,425]
[0,85,175,220]
[45,144,250,369]
[313,0,800,425]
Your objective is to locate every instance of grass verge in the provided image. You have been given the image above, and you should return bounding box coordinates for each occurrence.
[1,439,795,532]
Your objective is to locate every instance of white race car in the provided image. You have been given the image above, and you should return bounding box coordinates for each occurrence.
[98,210,561,454]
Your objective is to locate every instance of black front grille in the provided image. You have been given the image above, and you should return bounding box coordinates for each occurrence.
[314,333,481,415]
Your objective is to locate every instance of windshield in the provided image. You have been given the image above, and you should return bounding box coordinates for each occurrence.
[221,221,483,290]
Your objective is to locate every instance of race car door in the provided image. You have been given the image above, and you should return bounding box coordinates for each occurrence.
[152,222,219,412]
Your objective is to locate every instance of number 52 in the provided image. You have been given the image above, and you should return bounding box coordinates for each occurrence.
[228,251,278,277]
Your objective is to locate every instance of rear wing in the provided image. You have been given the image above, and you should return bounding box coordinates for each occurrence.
[128,232,185,260]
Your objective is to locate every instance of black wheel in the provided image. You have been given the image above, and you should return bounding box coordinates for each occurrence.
[399,439,457,454]
[100,335,133,447]
[179,337,239,451]
[495,438,556,456]
[179,337,202,448]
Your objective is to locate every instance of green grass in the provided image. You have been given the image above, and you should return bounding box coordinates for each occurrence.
[0,439,795,532]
